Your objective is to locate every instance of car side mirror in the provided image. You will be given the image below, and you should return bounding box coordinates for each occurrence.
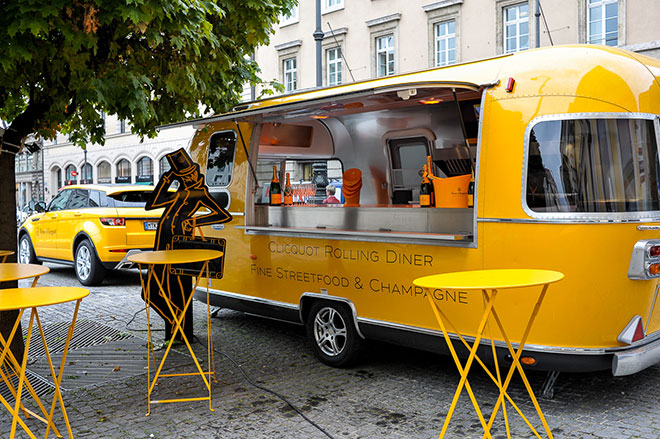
[35,202,46,213]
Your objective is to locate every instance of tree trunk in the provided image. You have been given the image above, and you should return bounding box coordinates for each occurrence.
[0,151,23,363]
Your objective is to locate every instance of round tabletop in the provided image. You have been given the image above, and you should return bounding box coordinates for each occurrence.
[413,269,564,291]
[0,263,50,282]
[0,287,89,311]
[127,249,224,265]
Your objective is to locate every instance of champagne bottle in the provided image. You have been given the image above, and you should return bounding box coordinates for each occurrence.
[284,172,293,206]
[420,165,433,208]
[467,171,475,208]
[270,165,282,206]
[425,156,436,207]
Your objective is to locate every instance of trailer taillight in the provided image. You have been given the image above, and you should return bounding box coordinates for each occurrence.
[650,245,660,258]
[650,263,660,276]
[628,240,660,280]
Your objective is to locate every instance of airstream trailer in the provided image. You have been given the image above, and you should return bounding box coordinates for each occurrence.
[181,45,660,380]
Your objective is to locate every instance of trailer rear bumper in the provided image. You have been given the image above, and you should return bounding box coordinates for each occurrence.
[612,337,660,376]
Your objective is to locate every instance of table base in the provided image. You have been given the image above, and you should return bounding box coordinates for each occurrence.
[427,286,553,439]
[0,301,81,439]
[138,261,216,416]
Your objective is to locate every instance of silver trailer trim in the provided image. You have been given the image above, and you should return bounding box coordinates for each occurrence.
[612,336,660,376]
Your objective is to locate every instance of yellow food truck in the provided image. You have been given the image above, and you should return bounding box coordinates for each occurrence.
[180,45,660,385]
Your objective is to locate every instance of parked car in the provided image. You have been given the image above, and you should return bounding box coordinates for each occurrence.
[18,185,163,285]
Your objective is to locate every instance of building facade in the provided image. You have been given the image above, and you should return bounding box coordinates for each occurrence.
[255,0,660,94]
[38,0,660,202]
[15,146,44,208]
[42,114,193,202]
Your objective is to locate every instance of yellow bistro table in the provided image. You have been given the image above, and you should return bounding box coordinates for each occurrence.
[128,249,223,415]
[0,263,50,287]
[0,250,14,263]
[0,263,53,434]
[0,286,89,439]
[413,269,564,439]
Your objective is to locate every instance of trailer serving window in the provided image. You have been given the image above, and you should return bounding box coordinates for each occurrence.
[243,84,482,246]
[524,117,660,215]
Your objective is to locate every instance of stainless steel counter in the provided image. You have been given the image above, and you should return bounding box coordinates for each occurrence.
[238,205,474,246]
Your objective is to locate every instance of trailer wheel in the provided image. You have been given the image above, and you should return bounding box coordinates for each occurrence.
[306,301,361,367]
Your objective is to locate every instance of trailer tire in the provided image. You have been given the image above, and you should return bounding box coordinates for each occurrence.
[306,301,361,367]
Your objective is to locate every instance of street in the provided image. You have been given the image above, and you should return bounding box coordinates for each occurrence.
[1,264,659,438]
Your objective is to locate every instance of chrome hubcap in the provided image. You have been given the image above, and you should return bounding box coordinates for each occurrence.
[76,245,91,280]
[313,307,347,357]
[19,238,30,263]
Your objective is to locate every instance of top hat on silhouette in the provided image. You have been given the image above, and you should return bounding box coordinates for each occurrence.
[166,148,197,176]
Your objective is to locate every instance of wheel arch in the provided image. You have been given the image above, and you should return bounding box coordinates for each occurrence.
[299,293,365,339]
[17,226,30,240]
[72,231,100,261]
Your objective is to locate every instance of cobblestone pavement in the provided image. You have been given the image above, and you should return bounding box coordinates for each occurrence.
[1,264,659,438]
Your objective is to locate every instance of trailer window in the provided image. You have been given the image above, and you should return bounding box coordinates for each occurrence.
[525,118,660,213]
[206,131,236,187]
[255,158,343,204]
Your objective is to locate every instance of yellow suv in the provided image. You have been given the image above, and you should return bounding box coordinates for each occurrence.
[18,185,163,285]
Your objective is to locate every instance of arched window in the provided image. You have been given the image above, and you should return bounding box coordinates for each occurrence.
[52,167,63,190]
[81,163,93,184]
[65,164,78,185]
[137,156,153,184]
[157,155,179,188]
[116,159,131,184]
[97,161,111,184]
[159,156,171,177]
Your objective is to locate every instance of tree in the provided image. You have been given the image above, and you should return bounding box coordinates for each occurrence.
[0,0,295,359]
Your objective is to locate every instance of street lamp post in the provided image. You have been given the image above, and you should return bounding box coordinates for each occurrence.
[314,0,324,87]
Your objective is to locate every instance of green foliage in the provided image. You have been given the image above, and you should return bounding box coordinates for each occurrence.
[0,0,296,146]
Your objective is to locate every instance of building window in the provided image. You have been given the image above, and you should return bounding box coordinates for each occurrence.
[280,5,298,26]
[588,0,617,46]
[118,119,127,134]
[376,35,395,77]
[136,156,153,184]
[159,156,171,177]
[326,47,342,86]
[434,20,456,67]
[503,3,529,53]
[323,0,344,14]
[55,167,62,189]
[65,164,78,186]
[97,161,111,184]
[81,163,93,184]
[116,159,131,184]
[283,57,297,92]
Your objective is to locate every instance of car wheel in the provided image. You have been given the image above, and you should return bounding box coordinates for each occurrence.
[306,301,361,367]
[75,239,106,286]
[18,234,40,265]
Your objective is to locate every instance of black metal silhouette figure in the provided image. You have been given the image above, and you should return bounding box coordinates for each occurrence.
[144,148,232,341]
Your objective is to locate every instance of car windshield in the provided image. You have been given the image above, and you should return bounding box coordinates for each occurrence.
[108,191,151,207]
